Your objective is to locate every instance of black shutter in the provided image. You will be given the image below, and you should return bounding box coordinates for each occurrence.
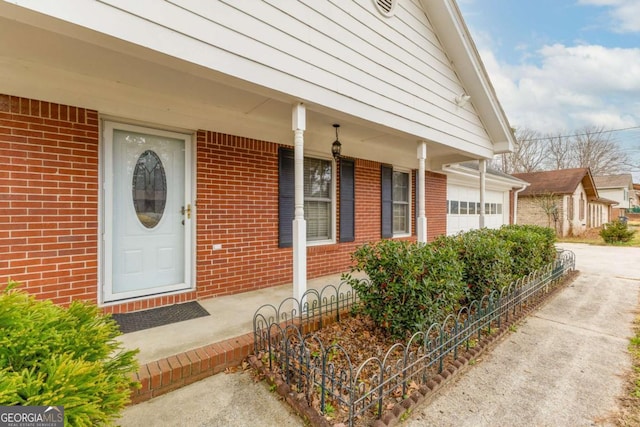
[381,165,393,238]
[339,159,355,242]
[278,147,294,248]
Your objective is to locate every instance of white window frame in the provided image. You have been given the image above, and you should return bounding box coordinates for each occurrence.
[303,151,336,246]
[392,168,411,237]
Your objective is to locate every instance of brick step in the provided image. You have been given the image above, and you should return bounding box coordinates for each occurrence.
[129,332,254,404]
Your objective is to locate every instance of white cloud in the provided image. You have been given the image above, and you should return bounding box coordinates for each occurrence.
[478,43,640,133]
[578,0,640,33]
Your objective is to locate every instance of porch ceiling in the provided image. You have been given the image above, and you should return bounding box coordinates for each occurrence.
[0,9,480,170]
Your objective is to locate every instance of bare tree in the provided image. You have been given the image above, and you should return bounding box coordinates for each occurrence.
[494,125,630,177]
[570,125,629,175]
[544,132,573,170]
[533,192,560,233]
[494,127,546,174]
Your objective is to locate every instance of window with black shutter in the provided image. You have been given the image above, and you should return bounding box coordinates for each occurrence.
[278,147,334,247]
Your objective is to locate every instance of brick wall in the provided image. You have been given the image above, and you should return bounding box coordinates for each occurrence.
[0,94,99,305]
[193,138,448,299]
[1,95,448,313]
[517,196,564,235]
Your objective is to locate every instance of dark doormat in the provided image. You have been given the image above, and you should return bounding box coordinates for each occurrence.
[112,301,210,334]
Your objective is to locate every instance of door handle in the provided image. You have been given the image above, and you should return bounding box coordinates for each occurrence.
[181,204,192,219]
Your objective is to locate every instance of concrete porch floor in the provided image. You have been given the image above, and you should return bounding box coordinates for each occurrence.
[118,272,358,403]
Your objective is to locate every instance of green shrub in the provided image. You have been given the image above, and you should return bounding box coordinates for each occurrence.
[0,280,139,426]
[344,240,465,339]
[497,224,557,278]
[600,219,636,243]
[345,226,558,338]
[447,229,514,302]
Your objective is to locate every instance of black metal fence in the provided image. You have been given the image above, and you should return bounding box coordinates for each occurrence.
[253,250,575,426]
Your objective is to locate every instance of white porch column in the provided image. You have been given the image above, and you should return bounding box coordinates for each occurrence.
[479,159,486,228]
[417,141,427,244]
[292,103,307,301]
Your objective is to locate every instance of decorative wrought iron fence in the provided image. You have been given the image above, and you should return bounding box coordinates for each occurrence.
[253,250,575,426]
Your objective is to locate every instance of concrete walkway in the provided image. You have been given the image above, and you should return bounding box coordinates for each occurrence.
[404,243,640,426]
[118,244,640,426]
[117,272,356,366]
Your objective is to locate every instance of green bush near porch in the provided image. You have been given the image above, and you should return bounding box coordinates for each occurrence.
[345,225,557,339]
[444,228,514,302]
[345,239,465,339]
[0,280,139,426]
[497,224,557,277]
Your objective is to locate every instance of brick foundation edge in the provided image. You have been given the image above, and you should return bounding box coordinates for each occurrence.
[128,332,255,404]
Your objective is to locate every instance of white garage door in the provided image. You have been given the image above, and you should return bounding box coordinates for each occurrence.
[446,184,509,235]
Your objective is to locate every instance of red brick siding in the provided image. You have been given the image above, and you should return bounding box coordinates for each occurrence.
[195,131,291,297]
[1,95,449,313]
[0,94,99,306]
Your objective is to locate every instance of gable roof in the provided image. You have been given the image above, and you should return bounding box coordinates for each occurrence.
[512,168,597,198]
[420,0,514,155]
[593,174,633,189]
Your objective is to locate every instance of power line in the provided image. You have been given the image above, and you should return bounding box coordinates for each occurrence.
[527,125,640,141]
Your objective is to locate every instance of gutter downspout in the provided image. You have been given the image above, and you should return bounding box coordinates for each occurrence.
[512,183,528,224]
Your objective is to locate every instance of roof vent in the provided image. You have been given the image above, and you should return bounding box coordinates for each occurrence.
[374,0,398,17]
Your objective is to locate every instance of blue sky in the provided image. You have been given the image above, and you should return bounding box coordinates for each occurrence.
[457,0,640,178]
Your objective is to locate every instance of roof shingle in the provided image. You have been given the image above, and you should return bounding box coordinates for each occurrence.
[512,168,594,197]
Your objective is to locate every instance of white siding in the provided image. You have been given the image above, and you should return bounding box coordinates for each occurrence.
[598,188,627,209]
[7,0,493,157]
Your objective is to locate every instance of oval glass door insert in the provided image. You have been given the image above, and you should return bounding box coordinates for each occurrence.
[132,150,167,228]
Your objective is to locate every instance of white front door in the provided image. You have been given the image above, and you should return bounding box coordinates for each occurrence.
[103,122,193,302]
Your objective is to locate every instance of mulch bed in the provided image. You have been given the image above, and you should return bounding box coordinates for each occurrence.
[249,270,579,426]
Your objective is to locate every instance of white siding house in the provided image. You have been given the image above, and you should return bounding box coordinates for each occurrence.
[594,174,634,218]
[0,0,516,312]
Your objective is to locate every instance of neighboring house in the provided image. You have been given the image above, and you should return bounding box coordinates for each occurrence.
[0,0,515,313]
[594,174,635,218]
[443,162,528,235]
[633,184,640,213]
[513,168,613,237]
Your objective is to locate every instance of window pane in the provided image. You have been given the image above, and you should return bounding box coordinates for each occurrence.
[469,202,476,215]
[132,150,167,229]
[392,172,408,202]
[305,200,331,240]
[497,204,502,214]
[392,171,409,233]
[393,204,408,233]
[460,201,468,215]
[303,157,332,240]
[304,158,331,198]
[451,201,459,214]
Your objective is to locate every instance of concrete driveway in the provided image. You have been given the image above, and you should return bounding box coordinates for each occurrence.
[119,244,640,426]
[405,243,640,426]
